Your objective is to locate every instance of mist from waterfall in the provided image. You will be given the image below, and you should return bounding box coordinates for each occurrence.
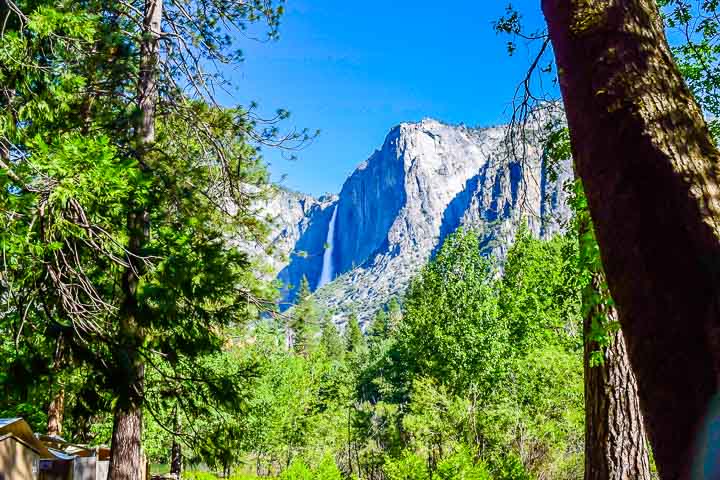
[318,204,338,288]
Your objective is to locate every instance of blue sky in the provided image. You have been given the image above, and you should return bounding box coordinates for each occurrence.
[224,1,549,196]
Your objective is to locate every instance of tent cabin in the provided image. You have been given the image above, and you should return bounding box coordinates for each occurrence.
[0,432,41,479]
[37,436,111,480]
[0,419,76,480]
[0,418,120,480]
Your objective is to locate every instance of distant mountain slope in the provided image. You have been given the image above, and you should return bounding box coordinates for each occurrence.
[262,117,571,323]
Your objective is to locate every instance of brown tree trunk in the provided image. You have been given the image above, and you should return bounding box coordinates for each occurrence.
[543,0,720,477]
[47,336,66,437]
[47,388,65,437]
[584,272,650,480]
[108,1,162,479]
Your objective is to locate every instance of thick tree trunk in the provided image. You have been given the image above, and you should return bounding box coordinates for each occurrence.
[109,404,144,480]
[109,1,162,479]
[46,388,64,437]
[543,0,720,477]
[584,272,650,480]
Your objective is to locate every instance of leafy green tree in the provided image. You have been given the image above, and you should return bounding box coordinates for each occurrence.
[367,309,390,345]
[397,228,508,398]
[383,451,430,480]
[499,225,582,354]
[313,455,343,480]
[436,447,491,480]
[387,298,402,332]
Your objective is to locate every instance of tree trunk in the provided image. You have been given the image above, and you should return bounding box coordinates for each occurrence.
[46,388,64,437]
[108,1,162,479]
[584,272,650,480]
[47,336,66,437]
[543,0,720,477]
[170,405,182,479]
[170,438,181,478]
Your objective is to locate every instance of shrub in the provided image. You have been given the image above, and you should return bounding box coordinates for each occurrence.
[436,448,491,480]
[383,451,429,480]
[314,455,342,480]
[280,459,313,480]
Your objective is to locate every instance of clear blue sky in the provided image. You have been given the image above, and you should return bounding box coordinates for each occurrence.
[223,0,549,197]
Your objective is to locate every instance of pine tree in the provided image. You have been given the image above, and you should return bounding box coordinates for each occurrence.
[544,0,720,473]
[320,316,344,360]
[387,298,402,332]
[344,313,366,354]
[367,309,389,343]
[0,2,295,477]
[289,276,319,355]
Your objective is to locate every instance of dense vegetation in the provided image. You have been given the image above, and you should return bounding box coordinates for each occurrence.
[3,0,720,479]
[138,228,585,479]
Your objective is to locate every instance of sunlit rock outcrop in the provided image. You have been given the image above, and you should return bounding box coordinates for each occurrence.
[264,117,571,322]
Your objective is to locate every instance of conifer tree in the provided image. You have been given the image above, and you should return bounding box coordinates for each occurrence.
[543,0,720,473]
[0,1,301,477]
[344,313,366,354]
[387,298,402,332]
[289,276,319,355]
[320,316,344,360]
[367,309,389,344]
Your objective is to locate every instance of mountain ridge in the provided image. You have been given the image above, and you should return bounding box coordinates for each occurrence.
[261,114,571,323]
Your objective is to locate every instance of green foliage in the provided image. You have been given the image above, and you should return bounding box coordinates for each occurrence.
[290,276,320,355]
[319,316,345,360]
[398,229,508,397]
[500,225,582,353]
[383,451,429,480]
[312,455,343,480]
[436,447,491,480]
[344,312,366,354]
[660,0,720,140]
[137,227,585,477]
[0,0,291,468]
[184,472,220,480]
[279,460,313,480]
[489,453,532,480]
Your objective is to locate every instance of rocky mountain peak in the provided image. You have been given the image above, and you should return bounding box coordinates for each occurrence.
[261,117,571,323]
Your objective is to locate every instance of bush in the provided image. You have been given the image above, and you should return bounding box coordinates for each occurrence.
[383,451,429,480]
[279,459,313,480]
[489,453,532,480]
[313,455,342,480]
[436,448,491,480]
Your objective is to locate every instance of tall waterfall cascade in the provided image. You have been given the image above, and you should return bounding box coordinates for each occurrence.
[317,205,338,288]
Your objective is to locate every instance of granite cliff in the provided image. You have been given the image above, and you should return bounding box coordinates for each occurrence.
[262,117,571,323]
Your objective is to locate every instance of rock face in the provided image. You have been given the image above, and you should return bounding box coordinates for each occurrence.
[265,117,571,323]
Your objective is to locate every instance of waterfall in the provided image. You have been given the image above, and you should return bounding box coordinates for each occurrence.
[318,205,338,288]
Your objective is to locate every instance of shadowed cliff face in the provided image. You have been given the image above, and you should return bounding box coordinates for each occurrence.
[335,127,407,274]
[266,118,571,321]
[276,198,337,303]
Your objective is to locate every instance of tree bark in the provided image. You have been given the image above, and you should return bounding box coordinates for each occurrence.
[170,405,182,479]
[108,1,162,479]
[543,0,720,477]
[47,336,66,437]
[46,388,65,437]
[584,272,650,480]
